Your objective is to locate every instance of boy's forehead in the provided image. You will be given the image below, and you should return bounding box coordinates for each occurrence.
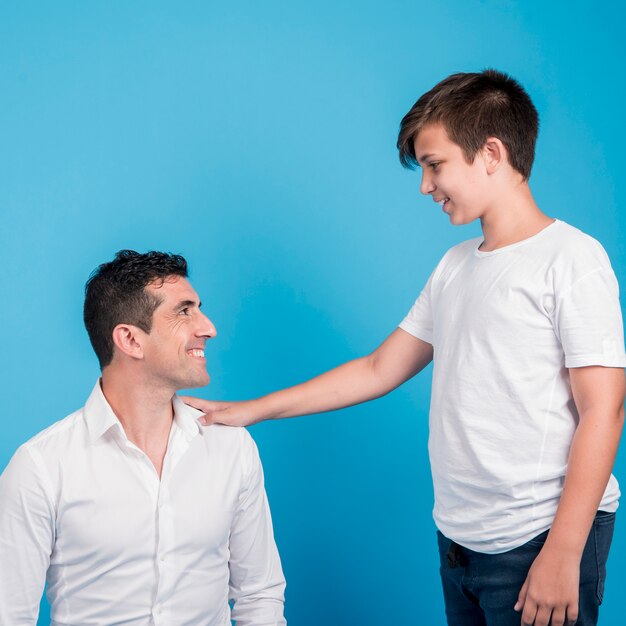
[413,123,456,161]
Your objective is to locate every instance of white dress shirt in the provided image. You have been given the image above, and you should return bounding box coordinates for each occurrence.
[0,382,286,626]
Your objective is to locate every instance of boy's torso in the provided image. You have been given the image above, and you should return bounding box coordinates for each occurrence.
[402,220,624,553]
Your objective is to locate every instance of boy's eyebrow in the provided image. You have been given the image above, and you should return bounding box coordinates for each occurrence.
[417,152,436,164]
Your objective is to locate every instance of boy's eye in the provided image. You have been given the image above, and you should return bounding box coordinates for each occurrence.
[429,162,440,171]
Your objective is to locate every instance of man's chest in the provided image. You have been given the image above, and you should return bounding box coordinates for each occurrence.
[51,442,241,567]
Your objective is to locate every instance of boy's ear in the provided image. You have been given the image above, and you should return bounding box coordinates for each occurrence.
[111,324,146,360]
[483,137,507,174]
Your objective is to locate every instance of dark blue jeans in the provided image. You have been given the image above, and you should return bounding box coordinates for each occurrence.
[437,511,615,626]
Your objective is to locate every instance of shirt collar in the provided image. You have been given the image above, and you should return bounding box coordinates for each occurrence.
[172,395,204,439]
[84,380,204,444]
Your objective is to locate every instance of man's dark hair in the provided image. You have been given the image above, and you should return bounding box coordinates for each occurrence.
[84,250,188,369]
[397,69,539,180]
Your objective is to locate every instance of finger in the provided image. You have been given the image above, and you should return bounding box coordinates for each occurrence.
[199,408,240,426]
[179,395,213,411]
[514,579,529,612]
[533,605,552,626]
[565,603,579,626]
[550,606,566,626]
[199,410,223,426]
[520,599,537,626]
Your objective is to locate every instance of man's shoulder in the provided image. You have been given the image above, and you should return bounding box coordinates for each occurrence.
[1,407,86,490]
[200,424,261,472]
[19,407,87,460]
[201,423,256,450]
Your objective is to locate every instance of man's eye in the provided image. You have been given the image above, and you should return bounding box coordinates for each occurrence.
[180,308,190,316]
[429,162,440,171]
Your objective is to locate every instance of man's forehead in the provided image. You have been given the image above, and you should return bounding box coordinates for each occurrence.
[146,276,199,302]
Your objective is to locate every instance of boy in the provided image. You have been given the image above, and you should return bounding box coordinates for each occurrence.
[185,70,625,626]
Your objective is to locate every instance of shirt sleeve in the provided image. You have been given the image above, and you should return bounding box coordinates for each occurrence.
[229,431,286,626]
[398,268,436,345]
[0,445,55,625]
[554,266,626,368]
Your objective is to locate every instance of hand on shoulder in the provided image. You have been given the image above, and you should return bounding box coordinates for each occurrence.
[179,396,261,427]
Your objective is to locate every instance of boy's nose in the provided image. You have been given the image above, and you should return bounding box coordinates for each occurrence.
[420,171,435,195]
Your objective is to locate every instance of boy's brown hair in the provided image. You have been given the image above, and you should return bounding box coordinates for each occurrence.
[397,69,539,180]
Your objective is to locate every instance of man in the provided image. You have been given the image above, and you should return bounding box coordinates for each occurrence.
[184,70,625,626]
[0,250,286,625]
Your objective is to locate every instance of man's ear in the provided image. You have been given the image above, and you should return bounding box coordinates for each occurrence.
[483,137,507,175]
[111,324,145,360]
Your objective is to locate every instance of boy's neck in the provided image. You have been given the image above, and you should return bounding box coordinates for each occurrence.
[478,183,553,252]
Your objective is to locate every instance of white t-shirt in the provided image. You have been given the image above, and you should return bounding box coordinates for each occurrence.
[400,219,626,554]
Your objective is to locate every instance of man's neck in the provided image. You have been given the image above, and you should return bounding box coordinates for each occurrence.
[478,183,553,252]
[100,368,175,477]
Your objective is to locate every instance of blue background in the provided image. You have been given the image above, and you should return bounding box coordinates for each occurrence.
[1,1,624,624]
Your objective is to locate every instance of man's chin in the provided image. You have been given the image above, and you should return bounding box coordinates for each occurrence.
[177,373,211,391]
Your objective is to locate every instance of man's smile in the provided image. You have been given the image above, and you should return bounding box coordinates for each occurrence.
[187,348,206,360]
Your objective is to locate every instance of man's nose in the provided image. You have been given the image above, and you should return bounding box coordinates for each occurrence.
[420,170,435,195]
[197,311,217,339]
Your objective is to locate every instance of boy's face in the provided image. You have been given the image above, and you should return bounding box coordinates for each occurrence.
[413,123,490,225]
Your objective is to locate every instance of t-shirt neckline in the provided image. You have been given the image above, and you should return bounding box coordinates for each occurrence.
[474,219,560,258]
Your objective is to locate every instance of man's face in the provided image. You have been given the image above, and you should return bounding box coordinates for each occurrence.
[413,122,490,225]
[140,276,216,390]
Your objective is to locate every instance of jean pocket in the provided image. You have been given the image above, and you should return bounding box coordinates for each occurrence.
[594,510,616,527]
[593,512,615,605]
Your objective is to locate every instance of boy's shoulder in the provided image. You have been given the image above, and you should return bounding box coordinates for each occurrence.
[437,236,482,265]
[538,220,611,271]
[441,220,609,265]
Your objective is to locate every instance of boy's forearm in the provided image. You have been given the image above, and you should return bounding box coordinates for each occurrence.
[252,355,387,420]
[543,406,624,558]
[250,329,433,421]
[514,368,624,621]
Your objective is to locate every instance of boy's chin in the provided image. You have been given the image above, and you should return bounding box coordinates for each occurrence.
[448,210,478,226]
[448,213,467,226]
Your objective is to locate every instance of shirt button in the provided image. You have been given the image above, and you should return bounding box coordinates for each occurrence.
[160,554,166,562]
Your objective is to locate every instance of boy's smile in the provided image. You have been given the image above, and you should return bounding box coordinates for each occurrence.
[413,122,489,226]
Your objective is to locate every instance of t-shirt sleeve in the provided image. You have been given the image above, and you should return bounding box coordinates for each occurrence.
[398,269,435,345]
[554,266,626,368]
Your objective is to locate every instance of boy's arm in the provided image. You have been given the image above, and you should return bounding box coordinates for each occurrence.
[0,446,55,625]
[183,328,433,426]
[228,432,286,626]
[515,365,625,626]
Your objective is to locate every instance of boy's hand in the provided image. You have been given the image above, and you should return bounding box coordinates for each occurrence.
[180,397,260,427]
[514,545,580,626]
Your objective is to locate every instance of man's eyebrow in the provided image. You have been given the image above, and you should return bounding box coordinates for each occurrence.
[175,299,200,309]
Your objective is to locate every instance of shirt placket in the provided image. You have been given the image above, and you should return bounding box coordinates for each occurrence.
[120,435,173,624]
[151,424,192,624]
